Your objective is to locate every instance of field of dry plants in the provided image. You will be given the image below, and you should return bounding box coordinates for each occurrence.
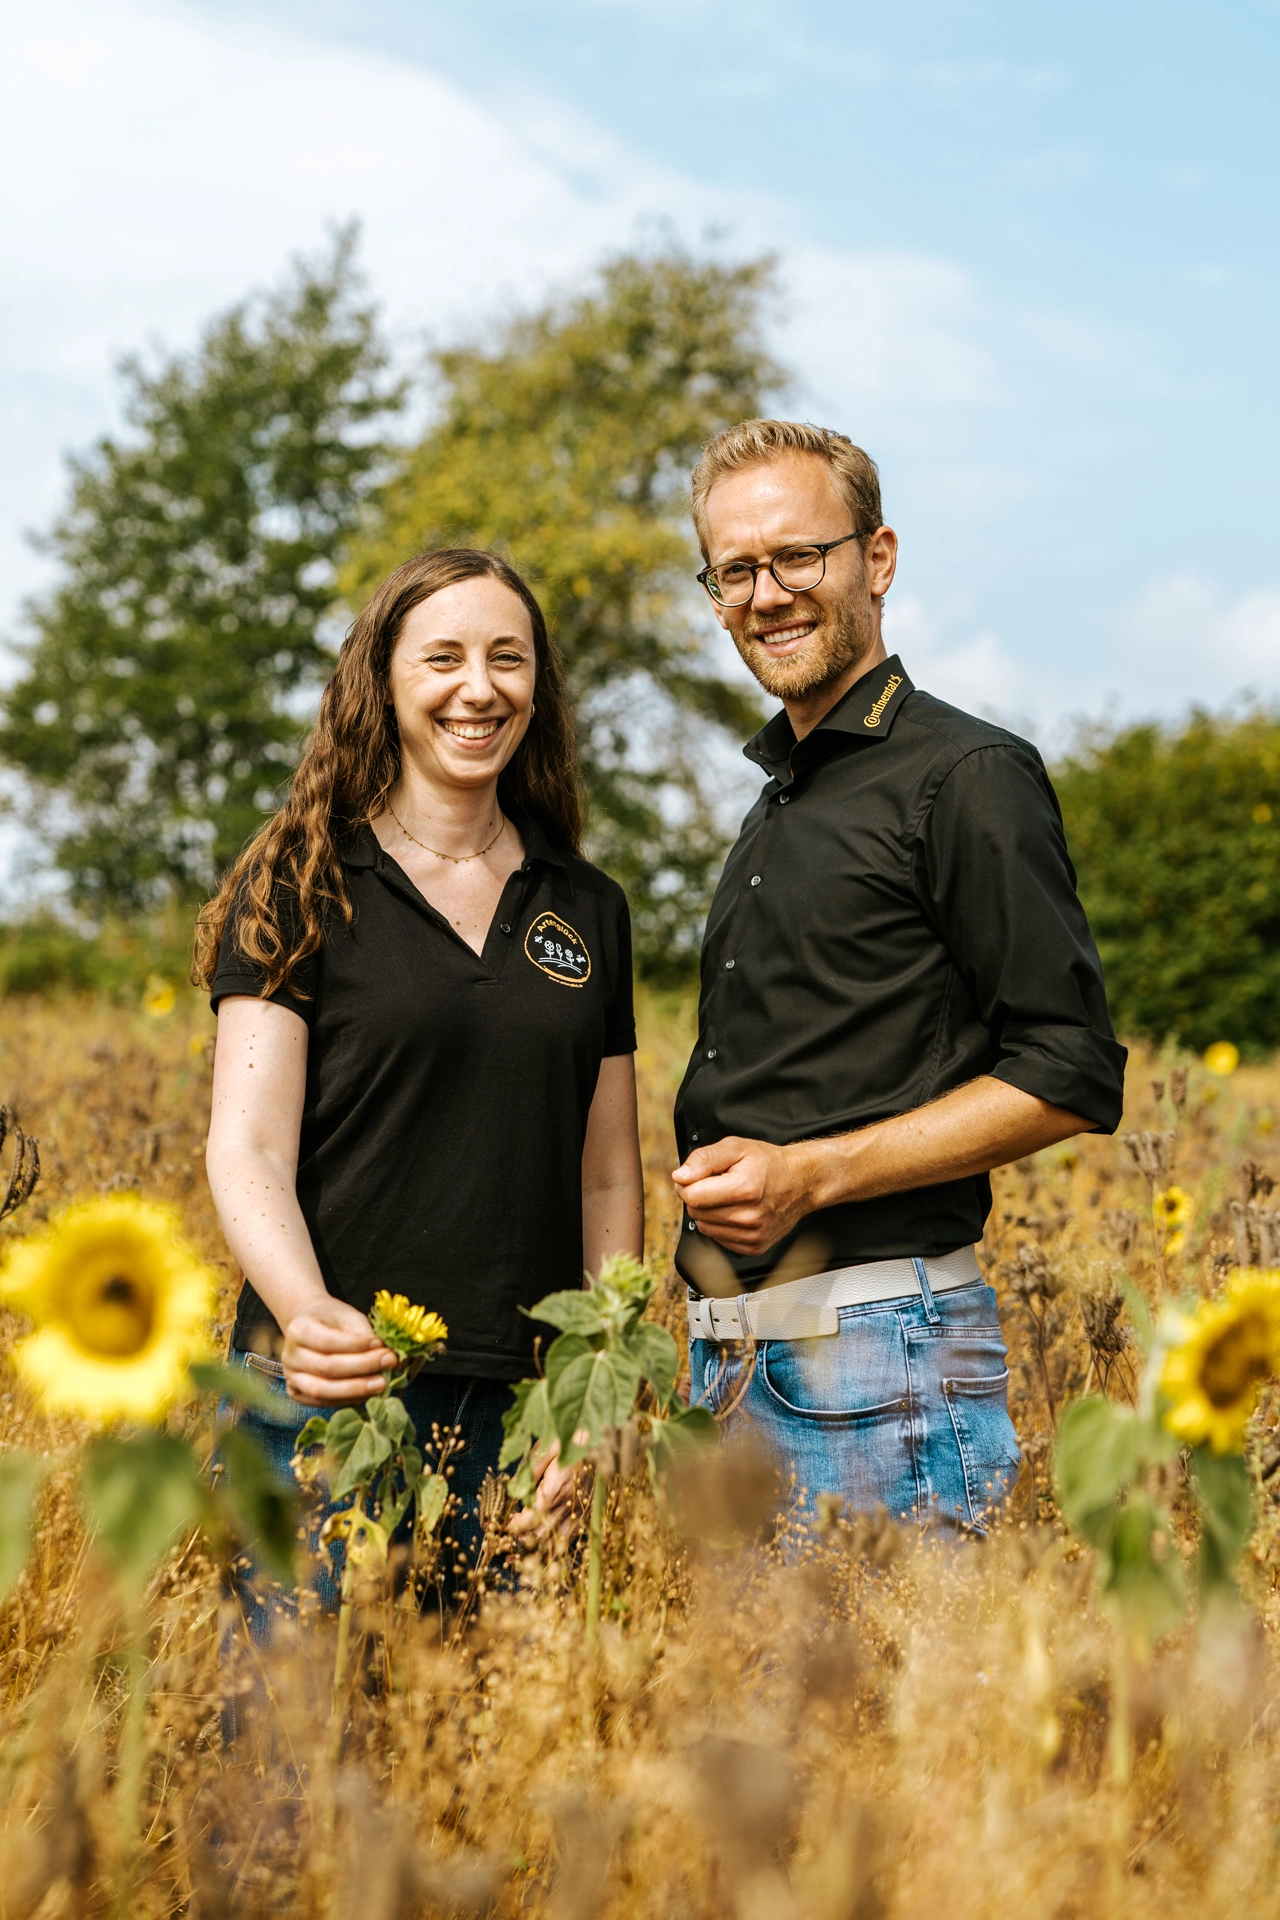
[1,985,1280,1920]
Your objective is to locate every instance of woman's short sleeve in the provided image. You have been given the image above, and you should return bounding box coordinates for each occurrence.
[209,885,319,1025]
[602,881,637,1056]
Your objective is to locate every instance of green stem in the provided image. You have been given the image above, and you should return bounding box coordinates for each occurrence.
[585,1470,608,1645]
[330,1492,363,1752]
[113,1596,148,1915]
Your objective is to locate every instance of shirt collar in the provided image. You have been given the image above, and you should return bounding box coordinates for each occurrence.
[743,654,915,779]
[338,807,567,872]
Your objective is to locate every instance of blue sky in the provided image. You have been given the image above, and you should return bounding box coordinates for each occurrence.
[2,0,1278,878]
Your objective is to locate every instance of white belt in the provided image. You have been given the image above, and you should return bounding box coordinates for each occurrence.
[685,1245,983,1343]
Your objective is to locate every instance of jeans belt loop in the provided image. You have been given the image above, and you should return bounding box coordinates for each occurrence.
[912,1256,941,1326]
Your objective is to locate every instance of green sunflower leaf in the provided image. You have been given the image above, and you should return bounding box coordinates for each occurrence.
[522,1291,607,1336]
[330,1419,394,1500]
[81,1432,208,1587]
[214,1424,296,1585]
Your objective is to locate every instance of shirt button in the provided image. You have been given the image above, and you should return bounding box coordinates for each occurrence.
[750,875,762,887]
[500,923,512,935]
[706,1047,717,1059]
[691,1130,700,1142]
[779,792,790,804]
[724,958,735,970]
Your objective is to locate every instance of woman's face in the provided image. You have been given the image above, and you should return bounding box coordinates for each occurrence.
[388,577,537,793]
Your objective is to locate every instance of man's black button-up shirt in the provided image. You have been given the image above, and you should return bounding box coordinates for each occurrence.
[674,656,1127,1288]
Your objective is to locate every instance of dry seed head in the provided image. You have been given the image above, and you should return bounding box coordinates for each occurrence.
[478,1469,511,1532]
[1124,1129,1176,1185]
[0,1105,40,1222]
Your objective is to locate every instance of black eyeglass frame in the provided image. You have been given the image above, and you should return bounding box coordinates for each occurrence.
[696,530,869,607]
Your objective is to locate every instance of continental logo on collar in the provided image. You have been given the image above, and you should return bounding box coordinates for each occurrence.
[525,912,591,986]
[862,673,903,729]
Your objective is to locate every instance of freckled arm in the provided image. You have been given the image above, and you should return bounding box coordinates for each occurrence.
[205,995,396,1399]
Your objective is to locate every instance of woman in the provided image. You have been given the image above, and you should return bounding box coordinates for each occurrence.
[195,548,643,1609]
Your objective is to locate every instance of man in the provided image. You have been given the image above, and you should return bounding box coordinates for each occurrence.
[671,419,1126,1532]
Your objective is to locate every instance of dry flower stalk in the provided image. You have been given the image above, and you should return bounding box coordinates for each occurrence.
[1,1002,1280,1917]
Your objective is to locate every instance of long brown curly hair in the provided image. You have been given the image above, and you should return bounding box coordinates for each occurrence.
[192,549,585,996]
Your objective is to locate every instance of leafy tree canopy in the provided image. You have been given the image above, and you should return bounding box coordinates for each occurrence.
[345,246,782,976]
[1055,710,1280,1054]
[0,230,405,913]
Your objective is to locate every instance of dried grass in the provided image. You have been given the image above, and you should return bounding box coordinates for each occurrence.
[1,987,1279,1917]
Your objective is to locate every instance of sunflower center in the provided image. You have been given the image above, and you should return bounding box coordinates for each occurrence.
[1201,1313,1273,1409]
[67,1269,157,1359]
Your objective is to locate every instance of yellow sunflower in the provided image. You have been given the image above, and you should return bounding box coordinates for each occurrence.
[1153,1185,1192,1233]
[1203,1041,1240,1078]
[369,1290,447,1360]
[0,1196,215,1422]
[1160,1271,1280,1454]
[142,976,177,1018]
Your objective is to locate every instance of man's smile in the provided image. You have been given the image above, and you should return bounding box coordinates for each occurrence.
[748,619,818,655]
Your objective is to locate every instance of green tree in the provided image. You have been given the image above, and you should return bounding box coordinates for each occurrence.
[0,231,405,913]
[1055,710,1280,1053]
[346,246,782,976]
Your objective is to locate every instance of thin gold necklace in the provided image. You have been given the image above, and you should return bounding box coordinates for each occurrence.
[386,800,506,864]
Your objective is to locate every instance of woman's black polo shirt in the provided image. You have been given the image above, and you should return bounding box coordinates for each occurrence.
[210,814,635,1379]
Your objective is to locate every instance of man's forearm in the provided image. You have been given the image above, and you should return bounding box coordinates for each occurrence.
[800,1075,1090,1212]
[673,1075,1093,1256]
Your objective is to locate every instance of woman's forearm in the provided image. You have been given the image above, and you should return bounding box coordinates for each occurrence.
[205,1139,330,1331]
[580,1053,644,1279]
[582,1175,645,1279]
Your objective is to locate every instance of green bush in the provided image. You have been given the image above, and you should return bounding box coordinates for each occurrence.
[0,914,193,1002]
[1056,711,1280,1055]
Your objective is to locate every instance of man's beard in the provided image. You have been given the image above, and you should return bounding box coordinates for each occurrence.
[732,593,878,702]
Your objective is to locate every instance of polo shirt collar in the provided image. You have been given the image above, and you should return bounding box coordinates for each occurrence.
[743,654,914,780]
[338,807,568,872]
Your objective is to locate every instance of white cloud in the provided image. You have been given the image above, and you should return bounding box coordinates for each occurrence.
[1108,573,1280,706]
[0,0,1014,636]
[882,593,1035,729]
[879,572,1280,751]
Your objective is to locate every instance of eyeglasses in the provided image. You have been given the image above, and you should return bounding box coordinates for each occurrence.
[696,531,868,607]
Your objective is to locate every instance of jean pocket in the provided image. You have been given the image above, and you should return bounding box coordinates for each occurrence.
[760,1327,910,1425]
[695,1341,746,1418]
[228,1350,328,1434]
[943,1369,1021,1527]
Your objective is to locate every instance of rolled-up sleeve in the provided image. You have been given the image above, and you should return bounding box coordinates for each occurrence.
[915,743,1127,1132]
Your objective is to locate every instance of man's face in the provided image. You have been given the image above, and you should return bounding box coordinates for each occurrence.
[700,453,895,704]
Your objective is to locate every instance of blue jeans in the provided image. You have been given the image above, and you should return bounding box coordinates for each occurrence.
[219,1351,513,1634]
[689,1279,1020,1534]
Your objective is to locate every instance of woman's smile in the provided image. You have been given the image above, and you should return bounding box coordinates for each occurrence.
[437,715,507,743]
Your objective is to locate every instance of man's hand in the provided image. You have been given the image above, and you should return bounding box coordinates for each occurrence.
[280,1295,398,1404]
[671,1135,817,1256]
[671,1080,1092,1259]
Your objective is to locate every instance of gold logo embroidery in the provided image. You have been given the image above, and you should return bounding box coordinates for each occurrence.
[525,912,592,987]
[862,673,903,729]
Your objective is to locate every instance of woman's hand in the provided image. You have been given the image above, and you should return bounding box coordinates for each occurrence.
[280,1295,399,1404]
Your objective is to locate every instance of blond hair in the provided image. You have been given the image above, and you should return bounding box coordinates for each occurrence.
[689,419,882,557]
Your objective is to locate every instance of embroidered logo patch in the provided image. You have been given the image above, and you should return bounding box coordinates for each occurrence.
[525,912,592,986]
[862,673,903,729]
